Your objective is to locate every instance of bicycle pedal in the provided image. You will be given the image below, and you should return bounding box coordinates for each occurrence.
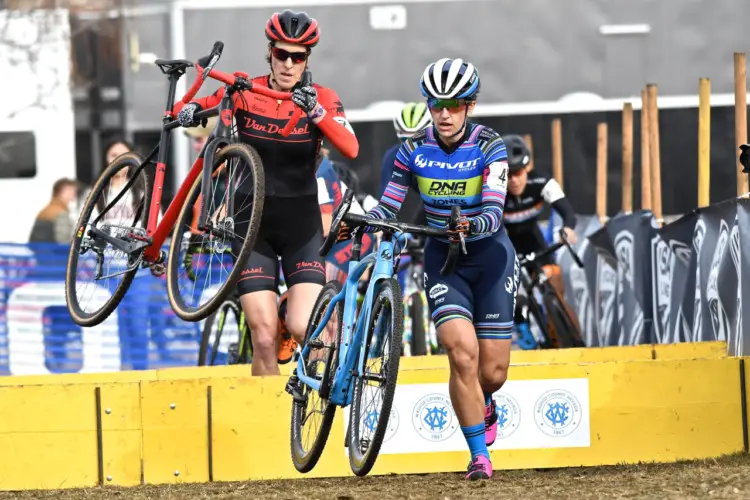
[285,377,306,404]
[284,376,298,396]
[148,250,166,277]
[149,262,166,277]
[308,338,326,349]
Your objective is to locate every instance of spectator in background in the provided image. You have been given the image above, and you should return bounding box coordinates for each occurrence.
[29,177,78,244]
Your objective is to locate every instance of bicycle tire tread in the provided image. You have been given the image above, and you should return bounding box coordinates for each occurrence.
[65,152,152,327]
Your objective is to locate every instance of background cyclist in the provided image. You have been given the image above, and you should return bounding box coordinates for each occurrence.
[317,147,375,284]
[501,134,580,335]
[176,10,359,376]
[380,102,432,292]
[361,58,517,480]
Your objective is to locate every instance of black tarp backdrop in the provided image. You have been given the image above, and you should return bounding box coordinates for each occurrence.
[651,210,697,344]
[559,215,602,347]
[587,210,657,346]
[329,105,744,215]
[560,196,750,355]
[733,200,750,356]
[692,199,736,343]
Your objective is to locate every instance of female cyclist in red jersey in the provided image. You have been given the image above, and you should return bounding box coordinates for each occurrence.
[176,10,359,376]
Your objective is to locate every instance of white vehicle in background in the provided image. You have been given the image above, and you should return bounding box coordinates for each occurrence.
[0,8,76,244]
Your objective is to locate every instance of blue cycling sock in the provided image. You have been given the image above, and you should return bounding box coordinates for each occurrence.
[483,391,493,407]
[461,423,489,460]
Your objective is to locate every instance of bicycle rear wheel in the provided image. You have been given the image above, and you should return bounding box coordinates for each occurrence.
[348,277,403,477]
[167,143,264,321]
[65,152,152,327]
[290,280,343,473]
[543,289,585,348]
[198,299,250,365]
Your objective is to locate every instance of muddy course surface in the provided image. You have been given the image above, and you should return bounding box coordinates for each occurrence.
[4,454,750,499]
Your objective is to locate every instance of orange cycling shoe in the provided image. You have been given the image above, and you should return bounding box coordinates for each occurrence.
[277,291,297,364]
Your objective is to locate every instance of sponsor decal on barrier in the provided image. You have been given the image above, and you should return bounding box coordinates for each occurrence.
[342,378,590,455]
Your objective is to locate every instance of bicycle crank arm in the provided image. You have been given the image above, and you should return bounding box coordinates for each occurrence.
[88,226,151,255]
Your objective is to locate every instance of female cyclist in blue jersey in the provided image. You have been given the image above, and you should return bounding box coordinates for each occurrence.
[362,58,518,480]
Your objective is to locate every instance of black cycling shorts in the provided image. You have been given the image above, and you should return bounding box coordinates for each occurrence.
[423,229,519,340]
[234,195,326,295]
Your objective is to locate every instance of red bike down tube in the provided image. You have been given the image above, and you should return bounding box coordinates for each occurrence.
[171,63,304,137]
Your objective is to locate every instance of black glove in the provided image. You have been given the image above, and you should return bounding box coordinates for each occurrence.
[177,102,206,127]
[291,86,318,115]
[740,144,750,173]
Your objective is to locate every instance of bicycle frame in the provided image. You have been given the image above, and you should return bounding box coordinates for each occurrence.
[90,43,302,265]
[295,230,405,408]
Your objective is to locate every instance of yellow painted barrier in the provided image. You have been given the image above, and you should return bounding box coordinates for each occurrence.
[0,341,728,390]
[0,356,744,490]
[399,341,728,371]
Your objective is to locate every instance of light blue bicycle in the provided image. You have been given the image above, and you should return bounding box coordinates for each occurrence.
[285,190,464,477]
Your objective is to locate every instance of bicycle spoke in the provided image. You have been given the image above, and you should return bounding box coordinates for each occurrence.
[71,159,149,319]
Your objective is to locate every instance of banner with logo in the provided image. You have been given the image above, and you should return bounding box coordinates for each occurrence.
[558,215,602,347]
[342,378,591,455]
[586,211,657,346]
[733,199,750,356]
[557,196,750,354]
[650,210,697,344]
[691,199,737,343]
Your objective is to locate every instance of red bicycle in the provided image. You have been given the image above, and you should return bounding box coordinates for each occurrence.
[65,41,304,326]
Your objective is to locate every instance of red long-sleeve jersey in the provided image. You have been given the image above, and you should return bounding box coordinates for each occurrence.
[189,75,359,198]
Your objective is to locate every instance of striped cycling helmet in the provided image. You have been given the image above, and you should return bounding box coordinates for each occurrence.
[419,58,481,100]
[393,102,432,139]
[265,10,320,47]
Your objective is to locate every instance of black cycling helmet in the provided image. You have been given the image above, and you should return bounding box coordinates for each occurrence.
[503,134,531,173]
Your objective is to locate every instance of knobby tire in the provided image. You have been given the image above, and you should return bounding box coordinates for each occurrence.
[65,152,152,327]
[166,142,265,321]
[349,278,404,477]
[290,280,344,473]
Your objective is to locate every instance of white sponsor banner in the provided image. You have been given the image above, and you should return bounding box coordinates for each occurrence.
[343,378,590,455]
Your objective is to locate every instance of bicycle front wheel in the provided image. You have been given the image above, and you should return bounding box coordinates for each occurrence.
[167,142,265,321]
[348,277,404,477]
[65,152,152,327]
[290,280,343,473]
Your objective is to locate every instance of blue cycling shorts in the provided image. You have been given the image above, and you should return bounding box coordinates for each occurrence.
[423,229,519,340]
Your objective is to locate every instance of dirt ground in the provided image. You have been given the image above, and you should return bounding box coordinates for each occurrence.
[3,454,750,500]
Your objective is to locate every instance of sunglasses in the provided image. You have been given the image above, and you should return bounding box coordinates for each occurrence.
[271,47,308,64]
[427,98,471,112]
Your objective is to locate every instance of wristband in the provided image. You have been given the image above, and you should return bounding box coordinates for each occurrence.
[308,104,325,121]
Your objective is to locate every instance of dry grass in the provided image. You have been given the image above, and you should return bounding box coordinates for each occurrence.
[3,454,750,499]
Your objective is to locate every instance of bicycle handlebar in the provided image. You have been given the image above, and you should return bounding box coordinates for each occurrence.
[318,190,464,276]
[169,40,305,137]
[518,228,584,269]
[342,212,462,276]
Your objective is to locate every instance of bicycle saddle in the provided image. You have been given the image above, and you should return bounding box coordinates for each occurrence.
[154,58,193,75]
